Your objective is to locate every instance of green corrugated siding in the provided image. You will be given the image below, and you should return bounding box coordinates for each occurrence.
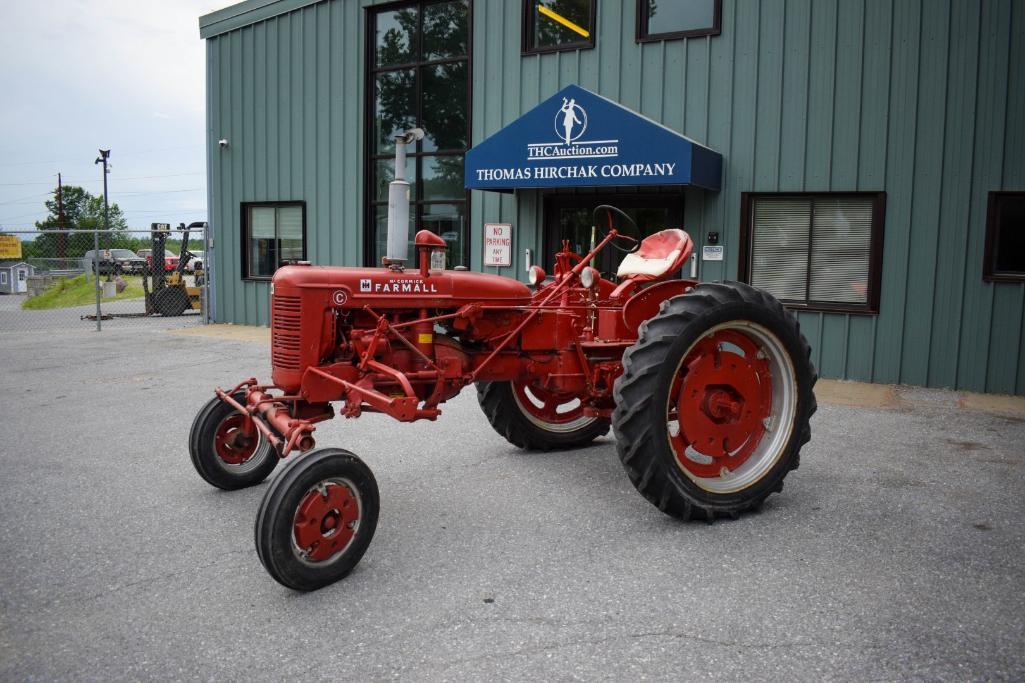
[205,0,1025,395]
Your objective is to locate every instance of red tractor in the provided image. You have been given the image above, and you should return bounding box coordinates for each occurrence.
[190,134,815,591]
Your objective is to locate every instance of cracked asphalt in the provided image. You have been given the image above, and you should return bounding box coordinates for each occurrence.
[1,319,1023,681]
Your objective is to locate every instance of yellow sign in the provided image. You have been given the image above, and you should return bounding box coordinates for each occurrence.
[0,235,22,259]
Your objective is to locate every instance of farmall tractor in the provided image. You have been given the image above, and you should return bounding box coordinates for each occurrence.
[189,130,816,591]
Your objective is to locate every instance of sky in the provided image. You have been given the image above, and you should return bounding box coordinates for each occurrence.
[0,0,235,234]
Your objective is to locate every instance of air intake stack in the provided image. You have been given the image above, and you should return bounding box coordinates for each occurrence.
[385,128,425,268]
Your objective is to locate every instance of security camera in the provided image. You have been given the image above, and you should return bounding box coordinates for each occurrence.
[218,139,229,148]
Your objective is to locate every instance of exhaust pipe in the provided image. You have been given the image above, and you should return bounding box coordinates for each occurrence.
[385,128,425,267]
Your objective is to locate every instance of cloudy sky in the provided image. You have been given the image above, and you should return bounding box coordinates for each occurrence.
[0,0,234,232]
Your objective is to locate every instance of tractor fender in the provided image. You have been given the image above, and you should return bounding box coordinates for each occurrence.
[621,279,700,335]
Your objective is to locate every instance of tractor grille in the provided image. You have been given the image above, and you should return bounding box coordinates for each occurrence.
[271,295,302,370]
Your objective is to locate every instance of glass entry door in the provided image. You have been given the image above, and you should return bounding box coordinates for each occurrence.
[543,194,685,277]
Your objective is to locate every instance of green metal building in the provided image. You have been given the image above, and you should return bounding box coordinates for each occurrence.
[199,0,1025,395]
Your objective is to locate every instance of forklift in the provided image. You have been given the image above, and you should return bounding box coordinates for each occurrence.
[144,221,206,317]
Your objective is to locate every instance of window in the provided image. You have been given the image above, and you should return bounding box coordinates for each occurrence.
[366,0,470,268]
[636,0,720,42]
[739,193,885,313]
[523,0,595,53]
[18,269,26,281]
[983,192,1025,282]
[0,271,6,285]
[241,202,306,280]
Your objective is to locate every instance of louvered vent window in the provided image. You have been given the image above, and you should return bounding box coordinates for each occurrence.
[743,193,884,313]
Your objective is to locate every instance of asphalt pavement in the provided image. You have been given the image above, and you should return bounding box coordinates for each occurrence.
[0,320,1023,681]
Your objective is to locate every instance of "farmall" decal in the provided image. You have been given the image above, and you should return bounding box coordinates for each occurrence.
[362,278,439,294]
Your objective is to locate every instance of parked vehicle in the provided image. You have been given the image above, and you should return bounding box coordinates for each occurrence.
[187,251,204,272]
[144,253,178,272]
[83,249,147,275]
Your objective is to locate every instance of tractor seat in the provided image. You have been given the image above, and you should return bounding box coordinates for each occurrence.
[616,228,693,281]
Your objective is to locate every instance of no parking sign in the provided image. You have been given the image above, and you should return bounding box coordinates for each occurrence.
[483,223,512,267]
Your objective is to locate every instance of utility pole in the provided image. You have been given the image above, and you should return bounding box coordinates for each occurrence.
[56,173,66,259]
[93,149,110,331]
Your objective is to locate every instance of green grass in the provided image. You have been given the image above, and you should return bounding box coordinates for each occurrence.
[22,274,146,311]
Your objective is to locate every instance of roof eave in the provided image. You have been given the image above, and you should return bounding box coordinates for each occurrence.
[199,0,327,39]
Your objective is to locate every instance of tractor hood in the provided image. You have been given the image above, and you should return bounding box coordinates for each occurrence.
[273,264,532,308]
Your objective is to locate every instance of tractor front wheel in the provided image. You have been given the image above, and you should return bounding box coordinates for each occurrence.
[189,392,279,490]
[476,380,610,451]
[612,282,816,521]
[254,448,379,591]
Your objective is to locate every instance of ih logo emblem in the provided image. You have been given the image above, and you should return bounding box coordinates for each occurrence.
[359,278,371,292]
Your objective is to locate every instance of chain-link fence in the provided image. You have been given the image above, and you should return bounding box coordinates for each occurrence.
[0,227,210,333]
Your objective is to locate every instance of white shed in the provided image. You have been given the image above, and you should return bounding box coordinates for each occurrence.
[0,261,34,294]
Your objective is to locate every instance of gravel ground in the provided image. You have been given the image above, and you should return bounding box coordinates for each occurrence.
[0,321,1022,681]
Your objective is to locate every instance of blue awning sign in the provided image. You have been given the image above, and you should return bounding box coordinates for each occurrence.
[465,84,722,192]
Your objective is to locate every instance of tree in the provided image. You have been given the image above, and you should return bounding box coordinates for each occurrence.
[35,185,128,233]
[28,185,129,258]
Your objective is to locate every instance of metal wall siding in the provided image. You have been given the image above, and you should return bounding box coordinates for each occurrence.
[955,0,1008,392]
[1010,1,1025,396]
[206,0,1023,394]
[900,0,948,387]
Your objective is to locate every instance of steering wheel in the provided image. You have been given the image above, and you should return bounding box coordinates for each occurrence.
[592,204,641,254]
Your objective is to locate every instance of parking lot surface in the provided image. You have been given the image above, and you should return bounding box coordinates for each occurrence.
[1,322,1023,680]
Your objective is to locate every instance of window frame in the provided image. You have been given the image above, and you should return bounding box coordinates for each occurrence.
[0,271,7,285]
[522,0,596,55]
[635,0,721,43]
[240,200,307,281]
[363,0,473,268]
[738,191,886,315]
[983,191,1025,283]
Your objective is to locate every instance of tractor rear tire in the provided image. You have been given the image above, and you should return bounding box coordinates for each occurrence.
[154,286,189,316]
[476,381,610,451]
[189,392,279,490]
[254,448,379,591]
[612,282,816,521]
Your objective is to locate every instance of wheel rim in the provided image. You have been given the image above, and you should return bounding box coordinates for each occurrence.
[511,382,597,433]
[212,414,265,473]
[666,321,797,494]
[291,478,362,565]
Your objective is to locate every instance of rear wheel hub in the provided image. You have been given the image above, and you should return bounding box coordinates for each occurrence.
[671,330,773,478]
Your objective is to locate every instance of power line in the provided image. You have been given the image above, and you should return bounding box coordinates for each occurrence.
[120,208,208,214]
[0,192,51,206]
[0,145,204,169]
[115,188,205,196]
[0,171,205,187]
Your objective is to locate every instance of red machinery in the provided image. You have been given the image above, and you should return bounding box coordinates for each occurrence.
[190,133,816,591]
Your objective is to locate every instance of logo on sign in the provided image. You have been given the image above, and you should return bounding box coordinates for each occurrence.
[525,97,618,163]
[332,290,349,305]
[468,85,692,188]
[556,98,587,144]
[359,278,371,292]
